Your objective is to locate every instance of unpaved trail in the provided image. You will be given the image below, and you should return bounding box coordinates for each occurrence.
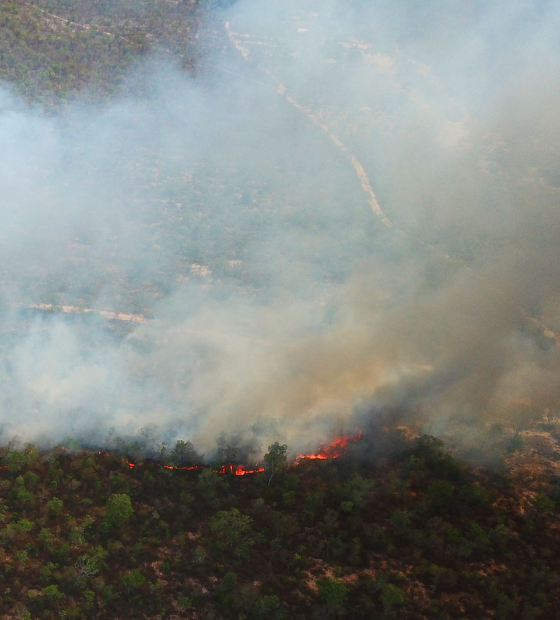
[224,21,560,345]
[20,2,184,58]
[225,22,392,229]
[23,303,146,324]
[10,13,557,346]
[21,2,123,39]
[21,304,291,348]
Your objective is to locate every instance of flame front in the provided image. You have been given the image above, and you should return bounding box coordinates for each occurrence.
[126,461,263,475]
[296,432,361,463]
[215,464,265,475]
[1,435,362,473]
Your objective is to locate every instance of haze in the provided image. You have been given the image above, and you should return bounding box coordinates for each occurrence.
[1,0,559,459]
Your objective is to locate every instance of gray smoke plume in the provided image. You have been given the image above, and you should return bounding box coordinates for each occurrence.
[1,0,560,457]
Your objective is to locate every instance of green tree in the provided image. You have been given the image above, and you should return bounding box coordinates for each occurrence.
[414,435,446,460]
[213,436,241,469]
[264,442,288,486]
[105,493,134,528]
[209,508,256,561]
[198,468,221,504]
[341,474,374,510]
[171,439,200,466]
[47,497,64,516]
[428,480,455,512]
[120,568,145,594]
[42,584,63,600]
[252,594,287,620]
[38,528,56,552]
[380,583,406,614]
[317,578,350,610]
[531,493,555,515]
[76,546,108,577]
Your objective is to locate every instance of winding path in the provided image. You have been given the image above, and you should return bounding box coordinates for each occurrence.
[9,11,557,345]
[225,22,392,229]
[22,303,146,324]
[224,21,559,345]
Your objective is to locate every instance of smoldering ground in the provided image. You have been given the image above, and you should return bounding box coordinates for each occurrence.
[1,0,560,458]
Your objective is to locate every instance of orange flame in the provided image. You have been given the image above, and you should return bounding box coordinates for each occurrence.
[234,465,265,476]
[214,464,265,475]
[0,433,362,474]
[163,464,200,471]
[296,432,362,464]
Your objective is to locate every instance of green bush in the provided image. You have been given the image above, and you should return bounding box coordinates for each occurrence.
[316,578,350,609]
[105,493,134,528]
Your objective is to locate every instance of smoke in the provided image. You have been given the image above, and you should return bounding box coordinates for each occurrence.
[1,0,560,457]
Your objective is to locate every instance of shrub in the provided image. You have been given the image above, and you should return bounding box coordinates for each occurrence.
[316,578,350,609]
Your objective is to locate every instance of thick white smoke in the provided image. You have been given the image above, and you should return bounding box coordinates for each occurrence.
[1,0,560,456]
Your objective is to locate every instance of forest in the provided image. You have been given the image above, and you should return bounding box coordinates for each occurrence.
[2,427,560,619]
[0,0,207,107]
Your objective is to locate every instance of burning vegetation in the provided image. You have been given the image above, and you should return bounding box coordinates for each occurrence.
[296,432,363,462]
[123,432,363,473]
[1,0,560,618]
[2,426,560,619]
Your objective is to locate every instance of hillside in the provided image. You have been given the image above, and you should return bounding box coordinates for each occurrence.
[2,430,560,619]
[1,2,560,618]
[0,0,209,106]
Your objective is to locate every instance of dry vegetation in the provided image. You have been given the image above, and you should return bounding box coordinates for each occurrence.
[2,427,560,618]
